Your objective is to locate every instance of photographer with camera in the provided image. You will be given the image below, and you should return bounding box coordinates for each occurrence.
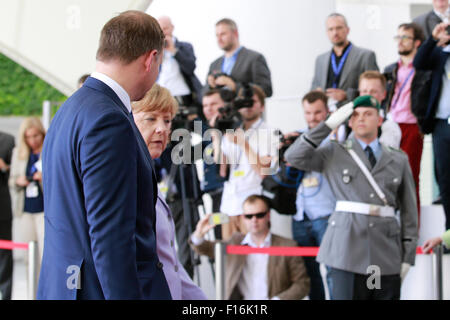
[217,85,279,240]
[284,91,336,300]
[201,89,227,239]
[205,18,272,98]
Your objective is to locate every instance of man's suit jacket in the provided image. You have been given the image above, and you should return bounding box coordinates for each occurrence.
[413,36,450,133]
[191,232,310,300]
[0,132,15,221]
[311,44,379,102]
[174,40,203,105]
[413,10,442,40]
[206,46,273,97]
[37,77,172,300]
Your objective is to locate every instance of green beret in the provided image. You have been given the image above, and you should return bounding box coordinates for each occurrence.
[353,95,380,110]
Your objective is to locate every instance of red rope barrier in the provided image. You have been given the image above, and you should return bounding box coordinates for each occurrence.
[0,240,29,250]
[227,245,425,256]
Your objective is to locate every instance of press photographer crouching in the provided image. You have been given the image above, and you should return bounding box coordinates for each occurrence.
[215,84,280,240]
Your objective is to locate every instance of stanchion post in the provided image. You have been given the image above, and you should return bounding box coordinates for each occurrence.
[27,241,38,300]
[434,244,443,300]
[214,242,226,300]
[42,100,51,131]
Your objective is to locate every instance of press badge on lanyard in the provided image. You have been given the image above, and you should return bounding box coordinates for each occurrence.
[233,170,245,178]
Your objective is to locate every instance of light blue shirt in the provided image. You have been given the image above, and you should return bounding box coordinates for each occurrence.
[356,138,382,162]
[222,46,243,75]
[294,134,336,221]
[436,56,450,120]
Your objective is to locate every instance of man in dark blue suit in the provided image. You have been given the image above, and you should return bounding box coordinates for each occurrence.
[414,22,450,233]
[157,16,203,111]
[38,10,172,300]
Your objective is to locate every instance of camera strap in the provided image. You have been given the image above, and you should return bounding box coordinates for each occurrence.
[390,68,414,110]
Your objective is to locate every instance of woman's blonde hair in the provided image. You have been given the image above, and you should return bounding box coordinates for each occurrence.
[17,117,46,160]
[132,84,179,117]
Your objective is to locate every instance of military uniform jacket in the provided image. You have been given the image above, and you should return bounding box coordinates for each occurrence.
[285,122,418,275]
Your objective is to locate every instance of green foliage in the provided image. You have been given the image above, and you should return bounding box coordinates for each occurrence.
[0,53,67,115]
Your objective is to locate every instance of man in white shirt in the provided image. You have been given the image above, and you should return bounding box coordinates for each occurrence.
[190,194,310,300]
[217,85,279,239]
[157,16,203,110]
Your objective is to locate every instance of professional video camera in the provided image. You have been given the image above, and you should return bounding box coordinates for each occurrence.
[277,130,301,161]
[214,82,255,132]
[171,105,198,132]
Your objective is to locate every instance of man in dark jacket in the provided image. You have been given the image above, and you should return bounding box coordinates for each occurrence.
[157,16,203,111]
[413,22,450,232]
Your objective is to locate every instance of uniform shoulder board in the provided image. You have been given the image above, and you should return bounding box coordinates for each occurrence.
[343,140,353,150]
[387,145,402,153]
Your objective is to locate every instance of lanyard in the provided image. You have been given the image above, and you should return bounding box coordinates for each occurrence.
[391,68,414,110]
[331,44,353,88]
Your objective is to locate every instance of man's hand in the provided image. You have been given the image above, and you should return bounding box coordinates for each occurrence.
[214,76,236,92]
[422,236,443,253]
[193,213,215,240]
[208,75,217,88]
[432,22,450,47]
[326,88,347,102]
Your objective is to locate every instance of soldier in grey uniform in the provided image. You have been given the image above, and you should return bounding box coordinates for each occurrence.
[285,95,418,300]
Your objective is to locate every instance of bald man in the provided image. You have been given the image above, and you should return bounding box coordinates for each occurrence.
[157,16,203,110]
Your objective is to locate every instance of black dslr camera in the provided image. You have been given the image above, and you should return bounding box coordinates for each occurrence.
[214,82,255,132]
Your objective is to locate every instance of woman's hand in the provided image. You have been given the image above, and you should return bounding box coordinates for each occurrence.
[33,171,42,182]
[16,176,30,187]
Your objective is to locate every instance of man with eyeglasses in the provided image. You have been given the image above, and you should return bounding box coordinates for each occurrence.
[383,23,426,223]
[189,194,310,300]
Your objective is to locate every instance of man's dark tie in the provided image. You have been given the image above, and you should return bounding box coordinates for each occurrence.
[365,146,377,168]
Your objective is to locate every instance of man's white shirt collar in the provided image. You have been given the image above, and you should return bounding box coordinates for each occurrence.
[91,72,132,113]
[241,232,271,248]
[434,8,450,22]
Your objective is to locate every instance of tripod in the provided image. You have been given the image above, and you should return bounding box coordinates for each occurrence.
[165,161,216,285]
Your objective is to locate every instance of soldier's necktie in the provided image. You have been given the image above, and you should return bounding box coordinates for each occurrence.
[365,146,376,168]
